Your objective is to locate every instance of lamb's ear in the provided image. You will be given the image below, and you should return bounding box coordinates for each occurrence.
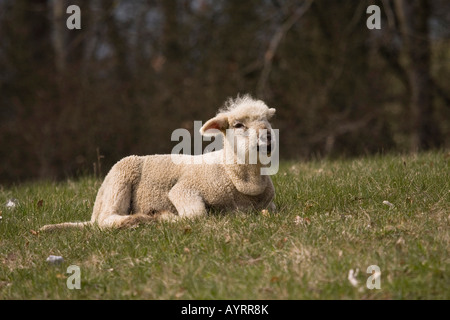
[200,114,229,136]
[267,108,276,120]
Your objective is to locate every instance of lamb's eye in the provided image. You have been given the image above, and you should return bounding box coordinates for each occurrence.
[234,123,245,129]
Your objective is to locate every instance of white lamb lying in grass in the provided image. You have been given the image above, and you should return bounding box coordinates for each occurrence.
[41,95,277,231]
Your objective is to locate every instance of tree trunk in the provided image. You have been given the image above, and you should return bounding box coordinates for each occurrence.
[52,0,67,73]
[162,0,181,62]
[394,0,441,151]
[102,0,130,80]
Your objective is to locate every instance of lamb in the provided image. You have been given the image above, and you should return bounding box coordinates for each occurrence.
[40,94,277,231]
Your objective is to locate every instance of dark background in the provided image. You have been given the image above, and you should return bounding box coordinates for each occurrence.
[0,0,449,183]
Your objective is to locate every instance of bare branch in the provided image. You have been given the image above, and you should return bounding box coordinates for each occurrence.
[257,0,314,98]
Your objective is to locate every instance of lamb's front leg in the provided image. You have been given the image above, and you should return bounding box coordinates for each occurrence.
[168,183,207,219]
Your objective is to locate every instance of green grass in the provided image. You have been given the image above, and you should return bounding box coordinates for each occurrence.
[1,152,449,299]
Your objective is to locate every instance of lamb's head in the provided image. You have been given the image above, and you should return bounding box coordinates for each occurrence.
[200,95,276,164]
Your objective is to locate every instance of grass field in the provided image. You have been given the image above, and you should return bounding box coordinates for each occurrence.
[0,152,449,299]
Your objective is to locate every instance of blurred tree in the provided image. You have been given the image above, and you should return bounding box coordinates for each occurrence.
[394,0,442,151]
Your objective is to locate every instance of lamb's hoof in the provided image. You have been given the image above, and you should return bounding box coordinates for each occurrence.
[118,214,156,229]
[156,211,180,223]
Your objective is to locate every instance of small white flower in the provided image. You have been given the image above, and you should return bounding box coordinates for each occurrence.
[382,200,394,208]
[348,268,359,287]
[6,199,17,209]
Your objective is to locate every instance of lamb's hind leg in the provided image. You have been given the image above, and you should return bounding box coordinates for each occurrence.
[93,180,133,229]
[94,182,155,229]
[94,179,157,229]
[93,158,153,229]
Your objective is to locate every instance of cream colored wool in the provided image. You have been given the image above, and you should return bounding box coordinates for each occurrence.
[40,95,276,231]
